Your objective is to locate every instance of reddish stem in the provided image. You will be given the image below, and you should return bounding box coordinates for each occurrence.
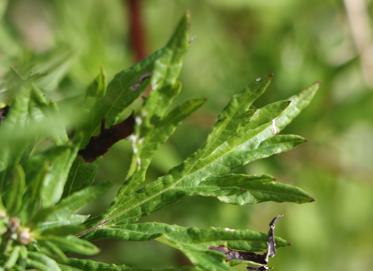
[127,0,146,61]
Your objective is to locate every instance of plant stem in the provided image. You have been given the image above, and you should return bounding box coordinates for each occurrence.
[126,0,146,61]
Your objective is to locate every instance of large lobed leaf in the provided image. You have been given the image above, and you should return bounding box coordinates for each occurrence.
[87,222,288,271]
[103,80,318,225]
[120,13,194,194]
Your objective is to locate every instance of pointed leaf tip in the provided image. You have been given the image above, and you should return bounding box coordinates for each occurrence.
[170,12,191,41]
[293,135,307,144]
[302,81,319,99]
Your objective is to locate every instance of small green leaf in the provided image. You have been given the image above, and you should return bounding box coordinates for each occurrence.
[4,245,21,268]
[39,221,86,235]
[79,50,158,145]
[27,251,61,271]
[86,68,106,98]
[34,183,109,231]
[63,159,97,197]
[38,240,68,263]
[4,165,25,214]
[174,243,228,271]
[28,50,72,92]
[28,146,77,209]
[29,86,69,144]
[55,183,109,214]
[44,235,99,256]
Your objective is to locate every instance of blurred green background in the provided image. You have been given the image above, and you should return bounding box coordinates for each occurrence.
[1,0,373,270]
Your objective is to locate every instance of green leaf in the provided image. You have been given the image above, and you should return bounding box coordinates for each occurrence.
[79,14,190,145]
[34,183,109,231]
[151,12,190,91]
[54,183,109,214]
[123,97,205,194]
[88,222,288,248]
[88,222,288,271]
[142,82,182,123]
[0,86,31,172]
[174,243,228,271]
[38,240,68,263]
[79,56,152,144]
[43,235,99,256]
[29,86,69,144]
[67,258,196,271]
[136,11,191,127]
[67,259,128,271]
[202,76,272,156]
[27,251,61,271]
[121,12,190,185]
[24,146,77,215]
[0,13,319,271]
[39,221,86,235]
[176,173,314,205]
[4,165,25,214]
[63,159,97,197]
[86,68,106,98]
[103,83,318,224]
[26,50,72,92]
[38,147,77,208]
[4,245,21,269]
[192,99,291,170]
[0,84,69,177]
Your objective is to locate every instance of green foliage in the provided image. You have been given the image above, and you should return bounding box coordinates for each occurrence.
[0,13,317,271]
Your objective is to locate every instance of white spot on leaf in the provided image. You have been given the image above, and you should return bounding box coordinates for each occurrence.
[135,116,142,126]
[224,227,235,232]
[271,119,279,134]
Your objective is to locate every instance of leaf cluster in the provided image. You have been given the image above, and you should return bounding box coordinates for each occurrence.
[0,13,317,271]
